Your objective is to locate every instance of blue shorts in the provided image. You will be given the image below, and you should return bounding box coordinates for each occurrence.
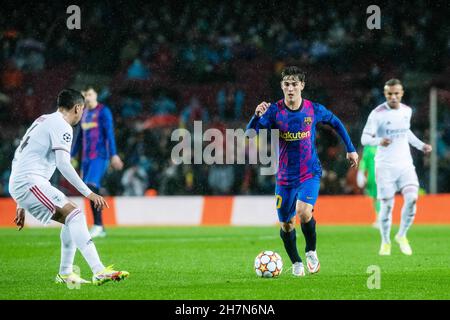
[81,158,109,188]
[275,176,321,223]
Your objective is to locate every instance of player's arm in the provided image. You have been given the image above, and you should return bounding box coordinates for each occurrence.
[245,101,275,136]
[407,130,432,153]
[103,107,123,170]
[360,111,391,146]
[50,126,107,209]
[55,149,109,209]
[55,149,92,197]
[316,104,358,167]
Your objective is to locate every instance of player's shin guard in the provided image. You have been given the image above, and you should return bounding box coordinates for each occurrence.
[397,188,418,237]
[379,197,394,244]
[280,229,302,263]
[301,217,317,252]
[88,184,103,227]
[65,208,105,274]
[59,225,76,275]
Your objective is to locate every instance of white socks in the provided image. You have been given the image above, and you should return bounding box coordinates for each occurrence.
[397,188,418,237]
[379,197,394,244]
[59,225,76,275]
[65,208,105,274]
[379,187,418,244]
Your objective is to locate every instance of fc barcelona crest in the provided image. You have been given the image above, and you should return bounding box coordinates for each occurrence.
[304,117,312,125]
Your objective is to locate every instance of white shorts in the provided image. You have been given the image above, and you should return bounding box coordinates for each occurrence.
[9,178,70,225]
[375,166,419,199]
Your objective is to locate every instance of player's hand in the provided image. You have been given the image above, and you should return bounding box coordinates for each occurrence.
[14,207,25,231]
[380,138,392,147]
[255,101,270,117]
[422,144,432,154]
[110,155,124,170]
[346,152,359,168]
[87,193,109,210]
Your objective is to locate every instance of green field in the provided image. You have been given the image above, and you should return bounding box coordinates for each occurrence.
[1,225,449,300]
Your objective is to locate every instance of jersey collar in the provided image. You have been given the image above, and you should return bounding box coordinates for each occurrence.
[283,98,304,113]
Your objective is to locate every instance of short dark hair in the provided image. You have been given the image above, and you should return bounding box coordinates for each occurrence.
[281,66,306,83]
[57,89,85,110]
[385,79,402,87]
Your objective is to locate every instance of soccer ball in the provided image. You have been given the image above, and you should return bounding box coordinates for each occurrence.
[254,251,283,278]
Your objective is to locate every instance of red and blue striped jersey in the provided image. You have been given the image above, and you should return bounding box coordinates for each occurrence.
[71,104,118,160]
[246,99,356,187]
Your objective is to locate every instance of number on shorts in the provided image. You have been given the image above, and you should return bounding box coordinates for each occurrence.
[276,195,282,209]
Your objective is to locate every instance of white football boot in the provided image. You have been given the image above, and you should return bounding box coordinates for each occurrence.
[395,235,412,255]
[305,251,320,274]
[292,262,306,277]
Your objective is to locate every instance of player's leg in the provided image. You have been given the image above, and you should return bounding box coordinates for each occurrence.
[376,167,397,255]
[296,176,320,273]
[52,202,129,285]
[83,158,109,238]
[12,182,90,284]
[394,168,419,255]
[397,186,418,238]
[378,196,394,255]
[367,180,380,228]
[52,203,105,275]
[276,185,304,276]
[57,216,77,277]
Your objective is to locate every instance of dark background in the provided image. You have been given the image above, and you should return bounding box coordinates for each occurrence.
[0,0,449,196]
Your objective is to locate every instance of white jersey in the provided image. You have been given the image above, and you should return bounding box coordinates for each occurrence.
[10,111,73,186]
[361,102,425,169]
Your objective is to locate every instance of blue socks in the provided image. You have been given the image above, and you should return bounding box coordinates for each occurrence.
[301,217,317,252]
[280,229,302,263]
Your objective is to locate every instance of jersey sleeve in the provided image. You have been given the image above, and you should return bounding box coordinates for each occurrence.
[245,103,277,134]
[50,122,73,153]
[407,130,425,150]
[361,111,382,146]
[101,107,118,157]
[55,149,92,197]
[314,103,356,152]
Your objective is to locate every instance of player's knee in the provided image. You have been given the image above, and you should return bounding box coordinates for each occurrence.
[296,201,313,223]
[280,221,295,233]
[403,192,418,203]
[403,192,417,211]
[297,208,312,223]
[53,203,79,224]
[380,197,394,211]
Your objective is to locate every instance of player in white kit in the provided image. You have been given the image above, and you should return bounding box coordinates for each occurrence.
[361,79,432,256]
[9,89,129,285]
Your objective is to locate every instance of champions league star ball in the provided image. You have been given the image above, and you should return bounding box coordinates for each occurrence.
[254,251,283,278]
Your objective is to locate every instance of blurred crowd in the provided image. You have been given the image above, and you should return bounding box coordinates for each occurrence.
[1,1,449,196]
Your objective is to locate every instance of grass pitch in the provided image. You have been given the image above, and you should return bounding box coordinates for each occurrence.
[1,225,449,300]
